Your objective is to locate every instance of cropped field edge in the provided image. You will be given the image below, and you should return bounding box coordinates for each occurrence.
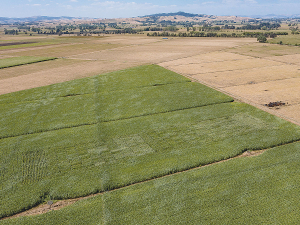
[0,101,233,141]
[3,139,300,221]
[0,58,58,69]
[0,80,191,105]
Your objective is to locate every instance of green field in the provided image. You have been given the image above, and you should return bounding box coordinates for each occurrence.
[0,56,57,69]
[269,34,300,46]
[1,65,300,222]
[2,141,299,224]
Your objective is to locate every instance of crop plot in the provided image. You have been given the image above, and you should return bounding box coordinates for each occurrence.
[1,65,300,220]
[0,56,57,69]
[0,101,42,138]
[96,82,233,122]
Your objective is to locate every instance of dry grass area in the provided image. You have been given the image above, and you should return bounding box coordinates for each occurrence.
[226,43,300,57]
[163,58,283,75]
[190,64,300,88]
[265,54,300,65]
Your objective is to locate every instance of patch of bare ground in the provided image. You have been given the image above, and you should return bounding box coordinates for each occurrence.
[1,148,267,221]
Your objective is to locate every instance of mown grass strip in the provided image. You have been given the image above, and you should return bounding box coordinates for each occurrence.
[2,142,300,224]
[0,56,57,69]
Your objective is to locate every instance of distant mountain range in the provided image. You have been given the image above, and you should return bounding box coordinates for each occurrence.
[142,12,205,18]
[0,16,80,24]
[0,12,300,24]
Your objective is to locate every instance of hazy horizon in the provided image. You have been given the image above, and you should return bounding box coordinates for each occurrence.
[1,0,300,19]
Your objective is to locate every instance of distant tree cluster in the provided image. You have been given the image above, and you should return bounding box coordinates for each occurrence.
[237,22,281,30]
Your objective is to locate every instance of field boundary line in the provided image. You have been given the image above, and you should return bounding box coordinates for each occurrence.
[3,139,300,221]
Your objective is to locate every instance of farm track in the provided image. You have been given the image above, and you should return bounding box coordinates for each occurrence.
[3,139,300,221]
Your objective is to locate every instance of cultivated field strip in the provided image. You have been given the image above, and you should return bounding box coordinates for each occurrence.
[0,56,57,69]
[1,65,300,219]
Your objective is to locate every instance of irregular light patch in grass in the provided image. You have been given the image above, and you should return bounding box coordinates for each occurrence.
[0,56,57,69]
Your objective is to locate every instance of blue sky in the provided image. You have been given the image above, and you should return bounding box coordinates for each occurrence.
[1,0,300,18]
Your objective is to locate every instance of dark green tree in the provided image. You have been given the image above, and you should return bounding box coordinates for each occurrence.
[257,35,267,43]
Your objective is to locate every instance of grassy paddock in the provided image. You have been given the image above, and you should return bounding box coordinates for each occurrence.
[269,35,300,46]
[0,56,57,69]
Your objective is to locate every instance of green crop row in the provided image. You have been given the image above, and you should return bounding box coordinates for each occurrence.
[1,142,300,224]
[0,56,57,69]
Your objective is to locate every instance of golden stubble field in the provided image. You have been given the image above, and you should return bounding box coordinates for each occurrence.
[0,35,299,125]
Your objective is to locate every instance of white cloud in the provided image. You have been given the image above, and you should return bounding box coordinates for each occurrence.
[70,0,78,2]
